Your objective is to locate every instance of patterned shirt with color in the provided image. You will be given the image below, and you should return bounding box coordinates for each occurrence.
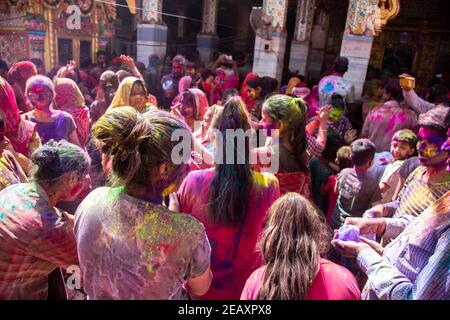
[0,183,78,299]
[318,75,355,107]
[74,187,211,300]
[380,166,450,244]
[358,191,449,300]
[178,169,280,300]
[361,101,418,152]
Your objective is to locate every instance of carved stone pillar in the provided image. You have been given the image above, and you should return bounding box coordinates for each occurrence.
[340,0,400,98]
[252,0,289,82]
[197,0,220,66]
[137,0,167,63]
[289,0,316,76]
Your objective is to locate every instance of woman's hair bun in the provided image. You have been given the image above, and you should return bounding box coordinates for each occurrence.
[31,147,58,166]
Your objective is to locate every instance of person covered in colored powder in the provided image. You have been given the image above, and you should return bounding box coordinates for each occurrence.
[176,97,280,300]
[0,76,41,172]
[89,70,119,125]
[75,107,212,299]
[318,56,355,108]
[23,76,81,147]
[256,95,330,198]
[361,78,418,152]
[378,129,418,203]
[54,78,91,148]
[108,76,157,114]
[7,61,37,113]
[362,106,450,246]
[331,109,450,300]
[0,140,90,299]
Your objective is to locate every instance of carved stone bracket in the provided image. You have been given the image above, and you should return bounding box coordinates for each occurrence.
[378,0,400,33]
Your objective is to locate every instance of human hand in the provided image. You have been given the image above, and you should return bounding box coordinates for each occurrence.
[344,217,386,236]
[170,103,183,119]
[331,238,370,258]
[168,192,180,212]
[57,60,76,78]
[120,55,136,69]
[344,129,358,144]
[318,104,332,123]
[191,151,203,165]
[362,204,385,218]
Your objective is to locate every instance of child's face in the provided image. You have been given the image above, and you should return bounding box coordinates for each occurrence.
[328,106,344,122]
[28,85,53,110]
[391,140,414,161]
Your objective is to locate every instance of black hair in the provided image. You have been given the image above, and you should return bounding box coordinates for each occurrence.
[0,59,8,73]
[200,69,214,81]
[334,56,349,74]
[208,97,252,226]
[330,93,346,110]
[428,84,448,104]
[322,130,345,163]
[384,78,403,101]
[96,50,107,57]
[247,76,273,100]
[265,77,279,93]
[350,138,376,166]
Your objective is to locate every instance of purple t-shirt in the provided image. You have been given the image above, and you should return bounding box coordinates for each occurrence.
[26,111,76,144]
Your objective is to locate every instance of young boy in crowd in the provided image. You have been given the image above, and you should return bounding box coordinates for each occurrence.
[379,129,418,203]
[322,146,354,225]
[330,139,382,231]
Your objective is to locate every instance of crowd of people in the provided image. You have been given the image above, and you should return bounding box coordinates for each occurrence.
[0,49,448,300]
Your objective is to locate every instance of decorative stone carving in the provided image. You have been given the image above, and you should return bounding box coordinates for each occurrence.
[344,0,399,36]
[201,0,219,35]
[142,0,163,24]
[264,0,288,31]
[294,0,316,41]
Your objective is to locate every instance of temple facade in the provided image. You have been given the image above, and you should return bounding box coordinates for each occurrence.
[1,0,449,98]
[0,0,117,70]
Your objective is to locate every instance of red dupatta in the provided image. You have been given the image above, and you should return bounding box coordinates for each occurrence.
[0,76,36,157]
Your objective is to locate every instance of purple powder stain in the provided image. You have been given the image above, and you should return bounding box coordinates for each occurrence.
[336,224,360,242]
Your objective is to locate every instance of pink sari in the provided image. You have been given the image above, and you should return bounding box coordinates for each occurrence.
[0,77,36,157]
[54,78,90,146]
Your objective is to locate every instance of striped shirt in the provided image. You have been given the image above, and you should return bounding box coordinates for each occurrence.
[357,191,449,300]
[0,183,78,299]
[381,166,450,243]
